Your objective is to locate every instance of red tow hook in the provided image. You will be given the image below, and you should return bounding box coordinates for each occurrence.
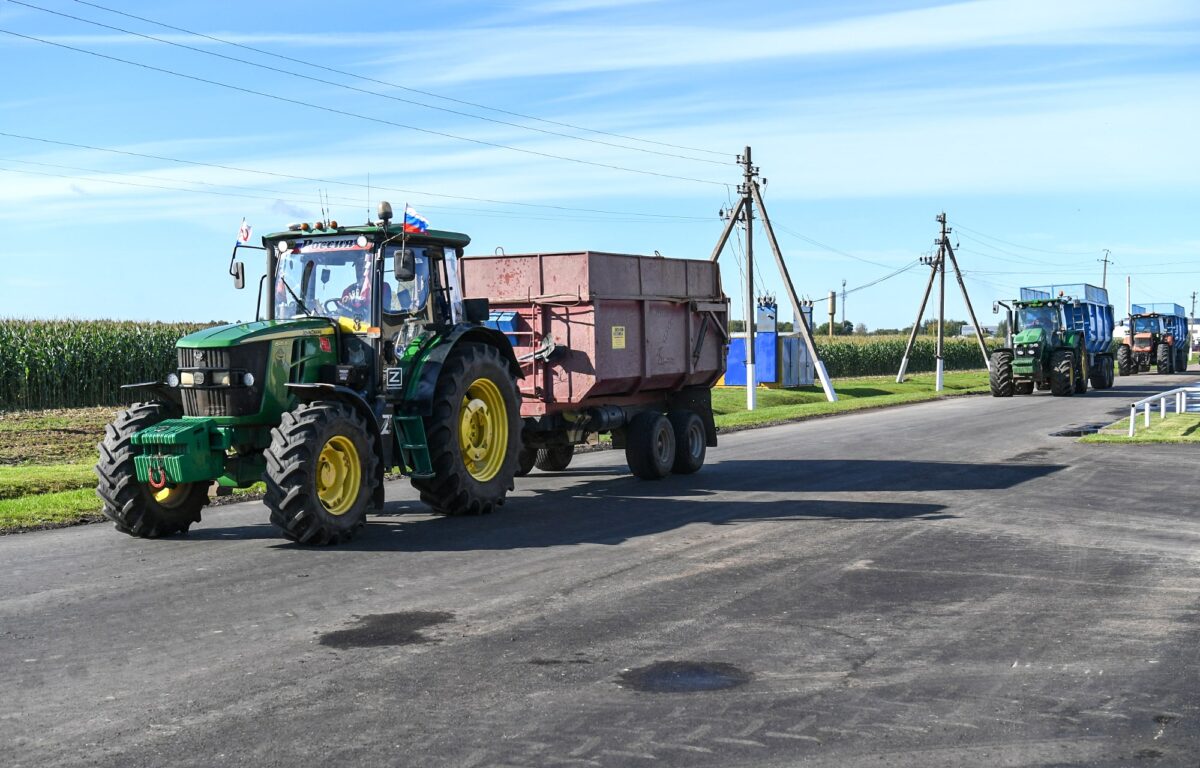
[148,465,168,490]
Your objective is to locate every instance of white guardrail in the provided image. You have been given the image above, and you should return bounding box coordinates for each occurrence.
[1127,380,1200,437]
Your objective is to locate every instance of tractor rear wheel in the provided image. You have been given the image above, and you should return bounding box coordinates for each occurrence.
[96,401,208,538]
[1014,381,1034,395]
[264,401,379,545]
[1157,342,1173,374]
[535,445,574,472]
[411,343,522,515]
[667,410,706,475]
[1116,344,1133,376]
[1074,352,1088,394]
[625,412,675,480]
[1050,350,1075,396]
[989,351,1014,397]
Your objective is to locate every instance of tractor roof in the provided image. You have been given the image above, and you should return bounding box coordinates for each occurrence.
[262,224,471,248]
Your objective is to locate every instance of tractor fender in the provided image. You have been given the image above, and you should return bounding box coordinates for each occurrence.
[120,380,182,407]
[406,326,521,416]
[285,383,381,432]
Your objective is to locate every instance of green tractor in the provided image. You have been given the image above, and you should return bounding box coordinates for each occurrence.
[989,284,1115,397]
[96,203,522,544]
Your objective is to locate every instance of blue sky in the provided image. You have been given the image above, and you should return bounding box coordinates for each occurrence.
[1,0,1197,330]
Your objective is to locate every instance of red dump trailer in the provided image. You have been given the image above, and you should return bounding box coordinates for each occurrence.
[460,250,729,479]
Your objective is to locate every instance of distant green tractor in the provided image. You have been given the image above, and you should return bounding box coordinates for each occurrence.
[989,286,1115,397]
[97,203,521,544]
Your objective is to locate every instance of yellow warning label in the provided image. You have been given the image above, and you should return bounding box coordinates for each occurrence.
[612,325,626,350]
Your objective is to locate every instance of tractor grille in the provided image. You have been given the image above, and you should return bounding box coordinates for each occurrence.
[177,343,269,418]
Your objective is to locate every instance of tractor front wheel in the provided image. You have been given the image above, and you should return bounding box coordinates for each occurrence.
[412,343,521,515]
[263,401,379,545]
[1116,344,1133,376]
[1050,350,1075,397]
[96,401,208,538]
[989,351,1014,397]
[1157,343,1173,374]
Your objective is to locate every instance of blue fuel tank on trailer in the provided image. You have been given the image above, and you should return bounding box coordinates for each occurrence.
[1022,283,1114,357]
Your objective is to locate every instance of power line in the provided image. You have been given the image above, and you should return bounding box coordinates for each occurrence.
[0,27,728,187]
[12,0,727,167]
[69,0,727,159]
[948,220,1098,256]
[771,221,898,269]
[0,130,713,221]
[809,260,921,303]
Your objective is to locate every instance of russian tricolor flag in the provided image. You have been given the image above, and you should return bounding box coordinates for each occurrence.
[403,205,429,234]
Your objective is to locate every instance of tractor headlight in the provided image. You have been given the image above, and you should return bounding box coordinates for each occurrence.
[193,371,207,385]
[213,371,232,386]
[243,372,255,387]
[166,372,180,387]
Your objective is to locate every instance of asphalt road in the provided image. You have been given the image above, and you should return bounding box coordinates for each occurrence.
[4,372,1200,767]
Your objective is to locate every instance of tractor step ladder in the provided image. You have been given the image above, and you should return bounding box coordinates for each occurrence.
[393,414,435,479]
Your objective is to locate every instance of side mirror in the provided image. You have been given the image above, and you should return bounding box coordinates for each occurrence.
[394,249,416,281]
[233,261,245,290]
[992,301,999,315]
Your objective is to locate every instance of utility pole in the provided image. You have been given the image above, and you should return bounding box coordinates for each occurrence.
[896,212,991,390]
[710,146,837,403]
[1192,290,1197,351]
[1099,249,1113,289]
[828,291,836,338]
[841,278,847,328]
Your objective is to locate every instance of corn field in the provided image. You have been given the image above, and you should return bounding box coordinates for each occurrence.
[0,320,213,411]
[813,334,998,377]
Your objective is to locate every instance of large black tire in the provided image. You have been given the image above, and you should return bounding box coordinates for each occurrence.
[989,351,1014,397]
[96,401,208,538]
[625,412,675,480]
[1074,351,1088,394]
[1050,349,1075,397]
[1014,381,1034,395]
[411,342,521,516]
[515,446,536,477]
[1116,344,1133,376]
[1090,355,1115,390]
[264,401,380,545]
[1157,342,1173,374]
[535,445,574,472]
[667,410,706,475]
[1176,348,1188,372]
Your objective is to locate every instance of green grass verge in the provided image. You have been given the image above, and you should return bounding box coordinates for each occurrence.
[0,462,95,500]
[712,371,989,429]
[0,488,106,530]
[1080,413,1200,444]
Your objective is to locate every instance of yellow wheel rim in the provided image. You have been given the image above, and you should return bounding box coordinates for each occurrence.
[151,484,189,509]
[459,377,508,482]
[315,435,361,515]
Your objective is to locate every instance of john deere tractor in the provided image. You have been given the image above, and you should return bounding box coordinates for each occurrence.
[96,203,522,544]
[989,285,1115,397]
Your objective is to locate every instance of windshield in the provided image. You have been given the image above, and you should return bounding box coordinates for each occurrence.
[1133,316,1160,333]
[275,242,375,322]
[1018,305,1059,335]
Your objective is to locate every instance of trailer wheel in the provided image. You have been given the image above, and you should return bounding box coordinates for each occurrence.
[1050,350,1075,396]
[264,401,378,545]
[1176,348,1188,372]
[625,412,675,480]
[1116,344,1133,376]
[1014,382,1034,395]
[1090,355,1114,390]
[515,446,536,477]
[989,351,1014,397]
[96,401,208,538]
[535,445,574,472]
[412,342,521,516]
[668,410,706,474]
[1157,342,1173,374]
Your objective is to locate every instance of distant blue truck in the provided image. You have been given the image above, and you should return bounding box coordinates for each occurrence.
[1118,302,1190,375]
[990,283,1115,397]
